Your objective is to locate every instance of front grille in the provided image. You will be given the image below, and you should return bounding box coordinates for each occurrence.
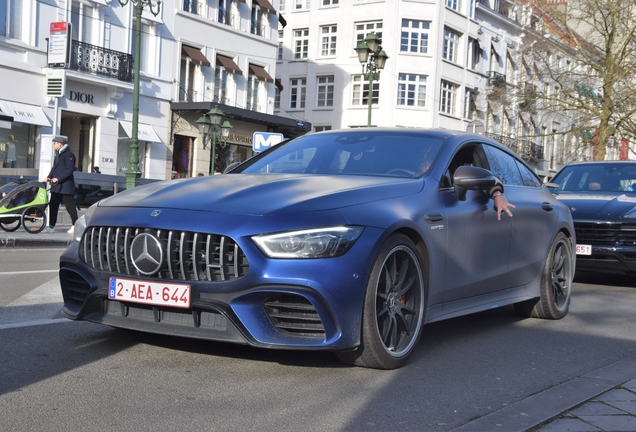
[264,295,325,338]
[80,226,249,282]
[575,222,636,246]
[574,222,636,246]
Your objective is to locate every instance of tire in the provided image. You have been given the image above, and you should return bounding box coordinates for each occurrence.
[514,232,573,319]
[0,217,21,232]
[337,234,427,369]
[22,206,47,234]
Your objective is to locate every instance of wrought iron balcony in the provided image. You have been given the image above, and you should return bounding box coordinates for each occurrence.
[485,132,544,161]
[218,10,235,26]
[70,40,133,82]
[251,20,266,37]
[487,71,507,87]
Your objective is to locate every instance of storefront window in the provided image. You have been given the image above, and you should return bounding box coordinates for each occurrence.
[0,126,36,169]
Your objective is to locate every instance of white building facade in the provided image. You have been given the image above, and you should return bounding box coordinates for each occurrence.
[274,0,566,178]
[0,0,308,183]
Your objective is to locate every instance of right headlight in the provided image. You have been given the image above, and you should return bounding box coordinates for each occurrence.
[252,226,364,259]
[73,214,87,242]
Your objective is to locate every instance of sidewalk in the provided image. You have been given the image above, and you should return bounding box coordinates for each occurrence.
[0,207,85,248]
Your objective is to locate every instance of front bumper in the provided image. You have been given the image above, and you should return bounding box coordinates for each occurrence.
[575,244,636,275]
[58,223,383,350]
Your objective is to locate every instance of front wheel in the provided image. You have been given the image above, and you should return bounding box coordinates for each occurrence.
[337,234,427,369]
[514,232,573,319]
[0,217,21,232]
[22,206,47,234]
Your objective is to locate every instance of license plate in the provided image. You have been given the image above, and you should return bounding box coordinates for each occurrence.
[576,244,592,255]
[108,277,191,308]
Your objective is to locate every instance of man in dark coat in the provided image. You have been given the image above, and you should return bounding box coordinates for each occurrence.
[45,135,78,233]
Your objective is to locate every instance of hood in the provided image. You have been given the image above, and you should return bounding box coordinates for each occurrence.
[99,174,423,215]
[554,193,636,220]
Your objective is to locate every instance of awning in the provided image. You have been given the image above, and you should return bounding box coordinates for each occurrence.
[278,14,287,28]
[217,55,243,75]
[182,46,211,67]
[491,42,502,58]
[119,120,162,143]
[254,0,276,14]
[249,64,274,83]
[0,100,51,127]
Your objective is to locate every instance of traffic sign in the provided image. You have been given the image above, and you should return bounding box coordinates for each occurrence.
[253,132,284,152]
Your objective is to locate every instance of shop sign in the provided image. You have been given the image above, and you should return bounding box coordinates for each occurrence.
[69,90,95,104]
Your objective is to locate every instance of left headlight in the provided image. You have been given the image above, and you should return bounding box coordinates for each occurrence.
[624,207,636,219]
[73,214,87,242]
[252,226,364,259]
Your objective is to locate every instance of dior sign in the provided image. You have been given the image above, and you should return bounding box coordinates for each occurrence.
[69,91,95,104]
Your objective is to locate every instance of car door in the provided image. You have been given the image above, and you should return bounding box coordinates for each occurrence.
[482,144,559,287]
[440,142,512,303]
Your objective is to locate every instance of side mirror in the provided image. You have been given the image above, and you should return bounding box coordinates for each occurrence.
[453,165,497,201]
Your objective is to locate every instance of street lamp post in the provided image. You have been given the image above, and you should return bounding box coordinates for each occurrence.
[118,0,161,190]
[196,107,233,174]
[355,32,389,127]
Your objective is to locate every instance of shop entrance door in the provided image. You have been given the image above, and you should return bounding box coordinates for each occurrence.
[172,135,191,178]
[60,112,96,172]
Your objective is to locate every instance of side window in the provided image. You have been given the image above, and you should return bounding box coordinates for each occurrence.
[441,143,486,188]
[515,160,542,187]
[482,144,524,186]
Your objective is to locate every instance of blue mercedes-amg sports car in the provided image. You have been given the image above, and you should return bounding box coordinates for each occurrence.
[59,128,575,369]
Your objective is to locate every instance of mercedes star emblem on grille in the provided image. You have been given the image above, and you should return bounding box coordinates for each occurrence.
[130,233,164,275]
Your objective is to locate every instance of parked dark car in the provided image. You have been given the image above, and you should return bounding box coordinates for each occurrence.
[549,161,636,276]
[58,128,575,369]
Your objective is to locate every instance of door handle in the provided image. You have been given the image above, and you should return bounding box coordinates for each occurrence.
[542,202,554,211]
[425,213,444,223]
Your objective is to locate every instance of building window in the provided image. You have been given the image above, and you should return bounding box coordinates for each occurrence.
[446,0,459,11]
[320,25,337,57]
[352,75,379,106]
[132,21,152,73]
[355,21,383,48]
[1,0,22,39]
[442,28,459,63]
[295,0,310,10]
[468,37,481,71]
[464,89,477,119]
[290,78,306,109]
[400,19,429,54]
[274,86,281,109]
[183,0,201,16]
[279,0,285,12]
[317,75,335,107]
[247,72,260,111]
[251,4,264,36]
[322,0,338,5]
[71,1,95,44]
[440,81,457,115]
[294,29,309,59]
[218,0,234,26]
[397,74,427,107]
[214,66,228,104]
[278,31,284,60]
[315,125,332,132]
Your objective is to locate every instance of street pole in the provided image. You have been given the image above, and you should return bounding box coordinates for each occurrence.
[127,2,142,190]
[119,0,161,190]
[367,70,374,127]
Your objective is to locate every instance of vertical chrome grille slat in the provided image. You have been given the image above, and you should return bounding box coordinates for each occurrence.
[79,226,248,282]
[123,228,132,274]
[205,234,212,282]
[179,231,186,280]
[219,236,226,281]
[192,233,199,281]
[167,230,175,280]
[114,227,121,274]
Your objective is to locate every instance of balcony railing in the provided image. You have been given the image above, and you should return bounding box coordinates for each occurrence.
[487,71,507,87]
[485,132,544,161]
[218,11,235,26]
[251,21,266,37]
[245,102,261,112]
[70,40,133,82]
[518,81,538,110]
[183,0,204,17]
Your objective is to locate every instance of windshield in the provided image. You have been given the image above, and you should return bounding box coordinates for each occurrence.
[551,163,636,193]
[239,131,445,178]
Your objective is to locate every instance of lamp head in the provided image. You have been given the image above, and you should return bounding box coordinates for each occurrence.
[355,41,370,63]
[363,32,381,53]
[374,49,389,69]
